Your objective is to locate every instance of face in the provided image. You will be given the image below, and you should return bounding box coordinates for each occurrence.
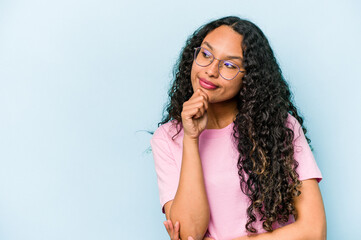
[191,25,245,103]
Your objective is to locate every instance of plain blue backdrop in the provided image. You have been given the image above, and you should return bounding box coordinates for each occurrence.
[0,0,360,239]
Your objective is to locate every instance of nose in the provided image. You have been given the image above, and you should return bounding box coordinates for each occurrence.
[205,58,220,78]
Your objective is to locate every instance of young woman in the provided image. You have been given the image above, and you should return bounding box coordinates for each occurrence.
[150,16,326,240]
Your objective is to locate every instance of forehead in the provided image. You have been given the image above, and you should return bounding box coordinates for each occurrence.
[202,25,244,57]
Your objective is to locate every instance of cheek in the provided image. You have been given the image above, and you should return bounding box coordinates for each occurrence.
[234,77,244,91]
[190,63,199,89]
[225,80,243,97]
[190,65,195,81]
[191,62,198,77]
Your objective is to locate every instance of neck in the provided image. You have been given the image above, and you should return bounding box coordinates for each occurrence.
[206,98,238,129]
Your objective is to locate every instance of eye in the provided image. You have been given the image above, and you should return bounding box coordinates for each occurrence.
[223,61,237,69]
[201,49,212,59]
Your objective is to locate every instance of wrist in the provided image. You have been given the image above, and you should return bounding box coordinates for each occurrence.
[183,134,199,144]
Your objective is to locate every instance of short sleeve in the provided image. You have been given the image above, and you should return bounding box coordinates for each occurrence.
[287,115,323,183]
[150,126,180,213]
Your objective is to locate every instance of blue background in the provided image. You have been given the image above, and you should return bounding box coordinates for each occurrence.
[0,0,360,239]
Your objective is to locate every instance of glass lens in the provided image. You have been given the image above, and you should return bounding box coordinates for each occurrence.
[219,60,240,80]
[195,47,213,66]
[194,47,242,80]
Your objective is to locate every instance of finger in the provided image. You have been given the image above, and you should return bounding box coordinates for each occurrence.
[173,221,179,239]
[170,221,179,240]
[184,95,207,105]
[183,106,206,120]
[188,237,194,240]
[168,220,174,234]
[194,107,205,119]
[188,88,208,104]
[183,101,206,114]
[202,95,209,109]
[192,93,209,110]
[197,88,209,102]
[166,220,175,240]
[182,107,203,120]
[183,105,207,119]
[184,99,208,115]
[185,94,209,107]
[163,221,170,235]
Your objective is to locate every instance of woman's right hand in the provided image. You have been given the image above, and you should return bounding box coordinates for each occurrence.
[164,220,180,240]
[164,220,215,240]
[181,88,209,139]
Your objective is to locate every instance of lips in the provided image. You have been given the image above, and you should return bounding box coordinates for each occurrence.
[199,78,218,90]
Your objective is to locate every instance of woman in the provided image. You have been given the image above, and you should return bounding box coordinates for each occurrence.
[150,16,326,240]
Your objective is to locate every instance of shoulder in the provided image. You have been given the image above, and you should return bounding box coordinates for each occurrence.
[285,113,304,138]
[152,120,184,142]
[286,113,299,128]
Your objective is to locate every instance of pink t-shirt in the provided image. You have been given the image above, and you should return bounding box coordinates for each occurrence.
[150,114,322,240]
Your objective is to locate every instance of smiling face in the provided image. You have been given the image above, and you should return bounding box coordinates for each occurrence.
[191,25,245,103]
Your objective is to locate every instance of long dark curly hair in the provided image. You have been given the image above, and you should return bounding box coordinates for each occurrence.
[158,16,311,233]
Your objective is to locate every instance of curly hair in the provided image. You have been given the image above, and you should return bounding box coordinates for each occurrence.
[158,16,311,233]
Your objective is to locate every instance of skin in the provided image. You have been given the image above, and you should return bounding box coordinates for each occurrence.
[165,86,211,240]
[164,179,326,240]
[164,25,246,240]
[163,25,326,240]
[190,25,246,130]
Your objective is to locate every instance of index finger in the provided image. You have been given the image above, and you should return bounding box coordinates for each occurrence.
[196,88,209,102]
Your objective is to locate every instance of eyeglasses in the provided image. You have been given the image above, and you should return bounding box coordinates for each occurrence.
[193,47,245,80]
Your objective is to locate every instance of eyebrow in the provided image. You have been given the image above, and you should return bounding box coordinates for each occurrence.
[202,41,243,60]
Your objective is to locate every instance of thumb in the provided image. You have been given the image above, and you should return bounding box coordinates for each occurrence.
[188,237,194,240]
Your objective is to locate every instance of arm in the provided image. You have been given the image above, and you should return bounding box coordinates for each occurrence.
[166,89,210,240]
[163,218,214,240]
[163,136,210,240]
[233,179,326,240]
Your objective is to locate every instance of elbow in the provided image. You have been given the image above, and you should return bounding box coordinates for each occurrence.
[171,214,210,240]
[170,206,210,240]
[313,216,327,240]
[178,218,210,240]
[316,223,327,240]
[179,229,206,240]
[180,229,207,240]
[310,228,326,240]
[302,219,327,240]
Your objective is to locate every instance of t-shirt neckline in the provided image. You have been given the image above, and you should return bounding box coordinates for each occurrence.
[200,122,234,139]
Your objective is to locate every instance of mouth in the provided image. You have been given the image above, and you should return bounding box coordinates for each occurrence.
[199,77,218,90]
